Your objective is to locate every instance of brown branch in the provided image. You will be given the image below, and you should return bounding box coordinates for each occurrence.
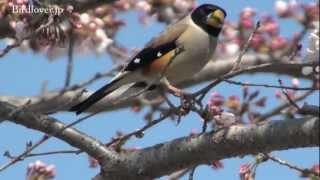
[0,101,117,172]
[299,103,320,116]
[257,90,314,122]
[96,116,319,180]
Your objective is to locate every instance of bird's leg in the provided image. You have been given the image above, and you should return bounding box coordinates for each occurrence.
[161,77,191,108]
[161,77,186,97]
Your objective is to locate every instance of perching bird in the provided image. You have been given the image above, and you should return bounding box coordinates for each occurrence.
[70,4,226,115]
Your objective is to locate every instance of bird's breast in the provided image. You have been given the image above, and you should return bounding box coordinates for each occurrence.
[166,23,217,84]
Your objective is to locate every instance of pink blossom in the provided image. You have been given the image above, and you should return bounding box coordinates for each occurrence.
[275,0,291,17]
[240,7,256,19]
[239,164,252,180]
[211,161,224,170]
[136,1,152,13]
[223,23,238,39]
[291,78,300,87]
[27,160,56,179]
[240,18,254,29]
[225,42,240,55]
[311,164,320,174]
[271,36,288,50]
[250,33,265,49]
[261,17,279,35]
[190,128,198,137]
[89,156,99,168]
[80,13,91,25]
[114,0,131,11]
[275,90,282,99]
[209,105,223,116]
[208,92,225,106]
[16,0,25,5]
[303,4,320,22]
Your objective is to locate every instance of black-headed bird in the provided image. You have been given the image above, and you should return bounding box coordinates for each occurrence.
[70,4,226,115]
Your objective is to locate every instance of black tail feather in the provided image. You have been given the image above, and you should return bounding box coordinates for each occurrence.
[70,79,120,115]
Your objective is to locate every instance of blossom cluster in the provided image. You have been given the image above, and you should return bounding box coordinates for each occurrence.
[26,160,56,180]
[219,1,319,56]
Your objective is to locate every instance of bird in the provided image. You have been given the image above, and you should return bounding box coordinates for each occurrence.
[70,4,226,115]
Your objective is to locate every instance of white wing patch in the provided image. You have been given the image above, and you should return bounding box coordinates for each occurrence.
[133,58,141,64]
[157,51,162,57]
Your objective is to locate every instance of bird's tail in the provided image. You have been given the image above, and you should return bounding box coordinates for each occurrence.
[70,78,122,115]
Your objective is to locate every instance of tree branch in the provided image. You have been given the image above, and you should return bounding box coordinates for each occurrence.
[0,55,317,114]
[0,101,118,169]
[96,116,319,180]
[1,101,318,179]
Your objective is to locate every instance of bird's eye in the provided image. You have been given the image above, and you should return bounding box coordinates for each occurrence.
[207,9,225,28]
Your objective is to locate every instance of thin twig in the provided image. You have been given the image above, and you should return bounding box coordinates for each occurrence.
[0,135,49,172]
[264,153,320,177]
[0,111,98,172]
[4,149,81,159]
[257,90,313,122]
[105,111,172,146]
[223,79,316,91]
[232,21,260,72]
[64,30,75,88]
[188,166,197,180]
[278,79,301,111]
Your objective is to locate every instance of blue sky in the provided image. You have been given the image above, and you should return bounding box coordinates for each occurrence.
[0,0,318,179]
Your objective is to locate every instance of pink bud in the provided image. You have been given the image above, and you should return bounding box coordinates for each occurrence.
[80,13,90,25]
[240,7,256,19]
[212,161,224,170]
[88,22,97,31]
[240,18,254,29]
[271,36,287,50]
[291,78,300,87]
[239,164,252,180]
[275,90,282,99]
[136,1,152,12]
[208,92,225,106]
[66,5,74,13]
[16,0,24,5]
[250,33,265,49]
[275,0,290,17]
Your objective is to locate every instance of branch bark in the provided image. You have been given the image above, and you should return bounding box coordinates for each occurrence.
[0,101,118,165]
[96,116,319,180]
[0,101,318,179]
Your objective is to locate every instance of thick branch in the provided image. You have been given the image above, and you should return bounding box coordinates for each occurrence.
[97,117,319,180]
[0,101,117,164]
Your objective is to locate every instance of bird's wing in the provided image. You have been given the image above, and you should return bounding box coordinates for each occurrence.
[70,18,189,115]
[123,18,189,72]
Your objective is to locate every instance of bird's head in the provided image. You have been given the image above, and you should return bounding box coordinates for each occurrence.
[191,4,227,36]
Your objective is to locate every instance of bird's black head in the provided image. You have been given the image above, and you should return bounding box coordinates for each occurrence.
[191,4,227,37]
